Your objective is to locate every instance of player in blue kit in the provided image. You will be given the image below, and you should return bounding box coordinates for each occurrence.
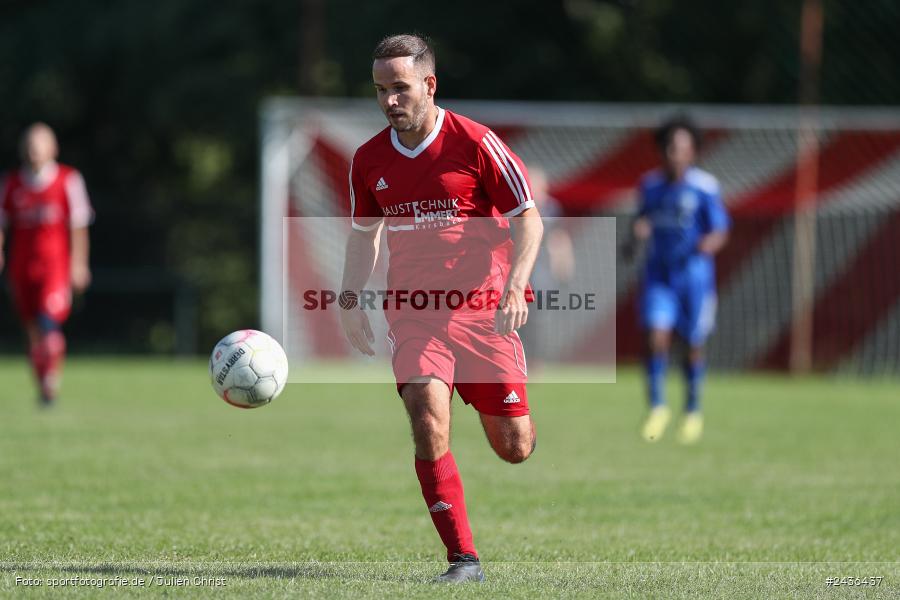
[625,116,730,444]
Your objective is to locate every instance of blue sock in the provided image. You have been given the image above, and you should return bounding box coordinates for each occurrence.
[646,353,667,408]
[684,361,705,413]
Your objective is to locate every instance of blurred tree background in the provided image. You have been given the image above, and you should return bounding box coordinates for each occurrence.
[0,0,897,353]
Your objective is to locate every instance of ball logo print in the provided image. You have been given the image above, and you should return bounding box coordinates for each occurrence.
[209,330,289,408]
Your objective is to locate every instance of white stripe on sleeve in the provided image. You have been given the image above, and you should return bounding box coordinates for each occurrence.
[65,171,94,228]
[502,200,535,218]
[486,130,532,203]
[483,132,525,202]
[481,134,522,205]
[348,159,357,223]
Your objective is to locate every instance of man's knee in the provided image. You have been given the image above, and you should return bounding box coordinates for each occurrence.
[493,430,536,464]
[401,382,451,460]
[687,345,704,365]
[648,329,671,354]
[410,410,447,443]
[495,440,533,464]
[402,384,447,425]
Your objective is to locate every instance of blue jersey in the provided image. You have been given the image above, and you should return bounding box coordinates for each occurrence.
[638,166,729,283]
[637,167,729,344]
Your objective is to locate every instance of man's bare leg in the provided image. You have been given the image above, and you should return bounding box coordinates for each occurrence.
[402,377,483,582]
[479,414,535,464]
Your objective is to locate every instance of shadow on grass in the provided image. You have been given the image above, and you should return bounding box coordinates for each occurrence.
[1,562,428,584]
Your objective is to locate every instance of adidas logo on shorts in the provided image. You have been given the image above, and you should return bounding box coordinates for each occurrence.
[503,391,521,404]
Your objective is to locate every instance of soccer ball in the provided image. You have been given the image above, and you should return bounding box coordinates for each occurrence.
[209,329,289,408]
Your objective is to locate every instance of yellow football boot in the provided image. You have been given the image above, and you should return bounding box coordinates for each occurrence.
[641,406,671,442]
[677,412,704,445]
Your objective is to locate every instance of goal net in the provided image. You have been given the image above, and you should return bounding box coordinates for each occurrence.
[261,99,900,377]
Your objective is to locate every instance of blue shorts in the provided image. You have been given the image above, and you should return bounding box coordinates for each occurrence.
[640,277,717,346]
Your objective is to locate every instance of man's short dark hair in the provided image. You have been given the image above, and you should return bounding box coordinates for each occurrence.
[655,114,702,152]
[373,33,435,74]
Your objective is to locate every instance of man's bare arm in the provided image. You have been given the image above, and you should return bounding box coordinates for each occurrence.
[70,226,91,293]
[496,207,544,335]
[621,215,651,262]
[698,230,728,256]
[339,224,383,355]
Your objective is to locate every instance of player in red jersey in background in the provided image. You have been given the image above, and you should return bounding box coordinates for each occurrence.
[338,34,543,583]
[0,123,93,406]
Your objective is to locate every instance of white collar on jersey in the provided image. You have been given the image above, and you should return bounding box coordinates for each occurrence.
[21,161,59,191]
[390,106,445,159]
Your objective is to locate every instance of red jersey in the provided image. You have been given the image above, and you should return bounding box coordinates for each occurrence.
[0,162,93,281]
[349,108,534,318]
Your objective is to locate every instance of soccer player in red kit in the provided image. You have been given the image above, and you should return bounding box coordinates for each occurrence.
[338,34,543,583]
[0,123,93,406]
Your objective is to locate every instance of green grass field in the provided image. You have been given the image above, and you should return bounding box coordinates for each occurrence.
[1,358,898,598]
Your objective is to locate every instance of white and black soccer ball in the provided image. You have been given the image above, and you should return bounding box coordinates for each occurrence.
[209,330,289,408]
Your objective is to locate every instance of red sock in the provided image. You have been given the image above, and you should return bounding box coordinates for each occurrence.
[43,331,66,374]
[414,451,477,561]
[29,340,48,381]
[30,331,65,398]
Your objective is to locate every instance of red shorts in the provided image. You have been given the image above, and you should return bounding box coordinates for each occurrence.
[388,317,529,417]
[9,271,72,323]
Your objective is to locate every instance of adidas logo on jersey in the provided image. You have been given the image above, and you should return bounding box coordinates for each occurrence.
[375,177,389,191]
[429,501,452,513]
[503,391,521,404]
